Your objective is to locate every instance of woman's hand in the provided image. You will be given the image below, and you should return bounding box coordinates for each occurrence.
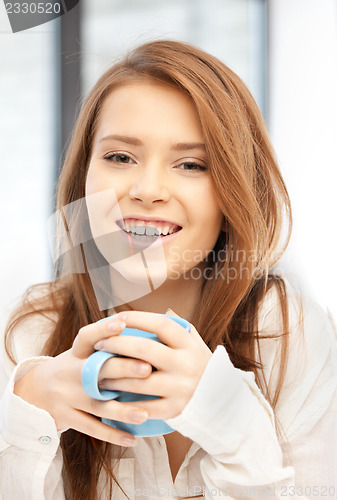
[94,311,212,420]
[13,314,152,447]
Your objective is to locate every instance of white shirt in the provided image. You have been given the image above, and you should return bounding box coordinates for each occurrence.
[0,282,337,499]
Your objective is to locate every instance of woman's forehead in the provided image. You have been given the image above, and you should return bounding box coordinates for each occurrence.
[93,81,204,146]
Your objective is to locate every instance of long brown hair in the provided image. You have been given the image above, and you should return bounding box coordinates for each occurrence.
[5,40,292,499]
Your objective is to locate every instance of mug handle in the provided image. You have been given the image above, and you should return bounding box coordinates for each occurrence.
[81,350,121,401]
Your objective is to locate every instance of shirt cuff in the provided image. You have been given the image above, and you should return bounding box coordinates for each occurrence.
[0,357,60,455]
[165,345,275,456]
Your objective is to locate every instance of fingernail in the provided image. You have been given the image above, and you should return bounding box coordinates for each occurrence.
[121,436,136,447]
[128,410,148,424]
[108,320,126,332]
[94,340,104,350]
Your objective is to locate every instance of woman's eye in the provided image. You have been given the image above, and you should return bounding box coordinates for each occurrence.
[177,162,208,172]
[104,153,135,164]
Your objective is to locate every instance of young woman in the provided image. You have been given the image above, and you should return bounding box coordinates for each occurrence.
[1,40,336,500]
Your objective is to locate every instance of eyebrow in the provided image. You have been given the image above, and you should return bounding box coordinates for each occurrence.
[99,134,206,151]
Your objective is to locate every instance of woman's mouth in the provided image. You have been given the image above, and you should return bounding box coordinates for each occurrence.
[116,218,182,242]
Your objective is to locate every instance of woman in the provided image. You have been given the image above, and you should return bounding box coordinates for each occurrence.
[1,40,336,499]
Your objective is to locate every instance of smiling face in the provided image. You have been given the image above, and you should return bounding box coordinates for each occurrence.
[85,80,223,291]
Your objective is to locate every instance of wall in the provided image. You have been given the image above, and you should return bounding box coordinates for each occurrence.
[269,0,337,320]
[0,3,56,309]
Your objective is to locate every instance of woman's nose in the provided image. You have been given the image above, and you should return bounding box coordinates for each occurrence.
[128,165,170,206]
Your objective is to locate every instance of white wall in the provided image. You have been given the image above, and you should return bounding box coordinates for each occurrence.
[0,4,55,309]
[269,0,337,321]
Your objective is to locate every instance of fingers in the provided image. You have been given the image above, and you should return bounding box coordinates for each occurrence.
[94,335,174,371]
[79,396,148,426]
[98,370,177,399]
[98,356,152,381]
[72,314,126,358]
[109,311,191,349]
[128,396,183,421]
[97,370,196,410]
[72,310,202,362]
[68,409,137,447]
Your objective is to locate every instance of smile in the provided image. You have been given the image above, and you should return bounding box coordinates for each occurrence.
[116,217,182,239]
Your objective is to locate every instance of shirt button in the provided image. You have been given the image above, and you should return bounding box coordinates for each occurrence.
[39,436,51,445]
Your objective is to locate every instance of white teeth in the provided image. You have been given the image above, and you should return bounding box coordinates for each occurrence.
[145,226,156,236]
[145,226,160,236]
[120,219,180,237]
[135,225,146,235]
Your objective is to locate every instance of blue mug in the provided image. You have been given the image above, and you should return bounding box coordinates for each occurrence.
[81,314,190,436]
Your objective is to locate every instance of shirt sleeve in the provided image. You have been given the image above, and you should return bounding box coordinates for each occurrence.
[0,307,65,500]
[166,281,337,499]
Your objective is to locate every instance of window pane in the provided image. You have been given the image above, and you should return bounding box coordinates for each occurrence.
[0,16,56,307]
[81,0,266,113]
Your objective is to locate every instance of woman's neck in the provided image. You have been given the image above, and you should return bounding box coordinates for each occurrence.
[114,272,202,322]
